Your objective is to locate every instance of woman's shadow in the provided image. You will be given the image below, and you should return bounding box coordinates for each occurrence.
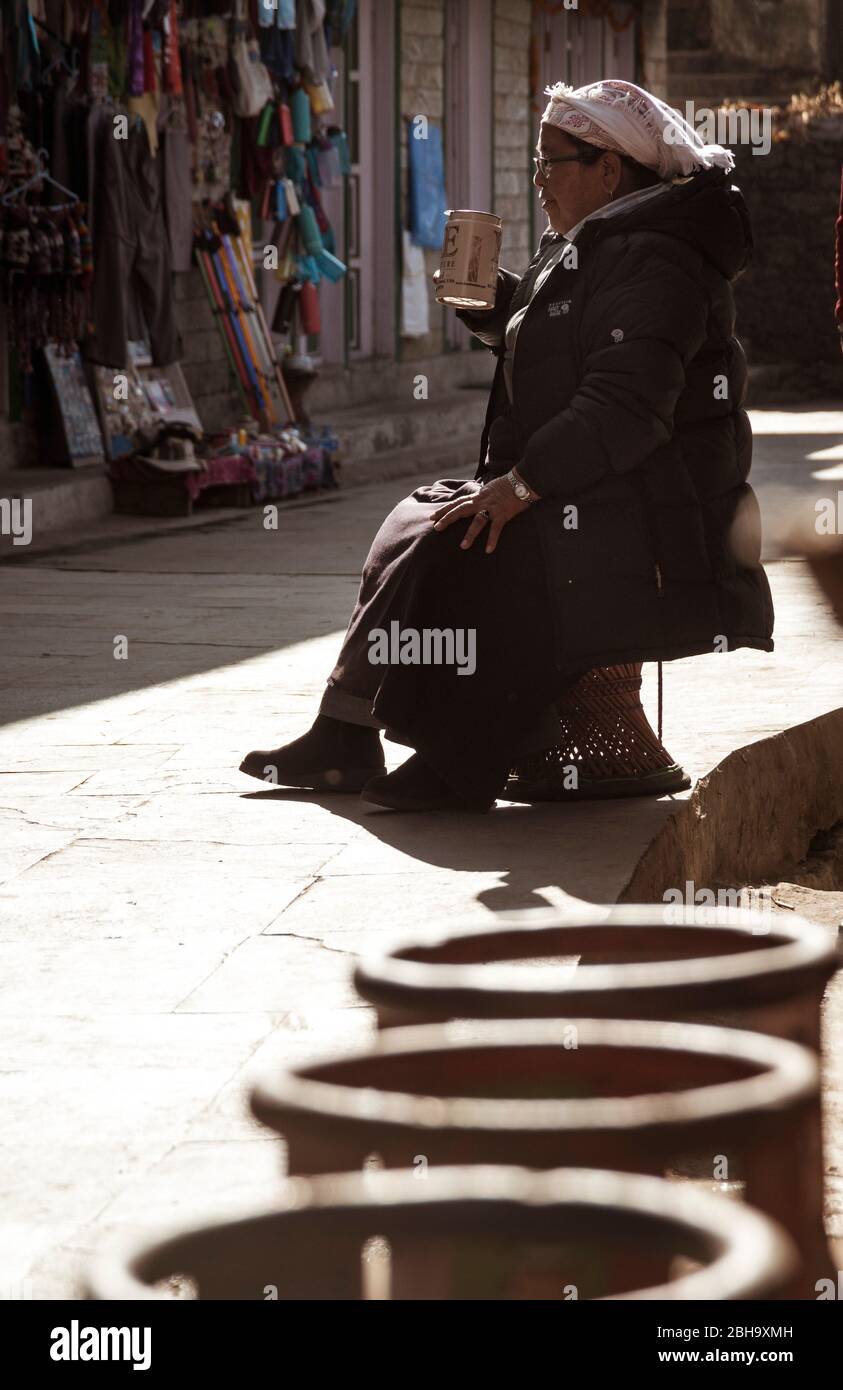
[240,784,682,913]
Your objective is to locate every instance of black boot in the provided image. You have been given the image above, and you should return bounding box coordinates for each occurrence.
[240,715,385,792]
[361,753,495,812]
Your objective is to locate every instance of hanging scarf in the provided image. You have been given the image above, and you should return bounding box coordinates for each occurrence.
[128,0,145,96]
[541,79,735,179]
[163,0,182,95]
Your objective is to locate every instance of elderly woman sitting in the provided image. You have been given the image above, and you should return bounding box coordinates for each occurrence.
[241,79,774,812]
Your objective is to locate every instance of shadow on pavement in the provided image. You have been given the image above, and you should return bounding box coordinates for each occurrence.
[240,785,682,907]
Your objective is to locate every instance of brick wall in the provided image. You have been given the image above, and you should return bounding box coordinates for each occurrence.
[730,125,843,390]
[174,270,241,432]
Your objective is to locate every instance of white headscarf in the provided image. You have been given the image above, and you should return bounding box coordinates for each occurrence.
[542,79,735,179]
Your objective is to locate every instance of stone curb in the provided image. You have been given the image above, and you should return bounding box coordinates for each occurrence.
[619,707,843,901]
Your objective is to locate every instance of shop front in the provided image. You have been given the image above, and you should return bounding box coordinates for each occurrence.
[0,0,363,514]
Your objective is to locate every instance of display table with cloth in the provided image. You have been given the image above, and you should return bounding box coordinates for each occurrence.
[109,453,258,516]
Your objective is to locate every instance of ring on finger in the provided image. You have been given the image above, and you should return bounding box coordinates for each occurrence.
[478,508,491,519]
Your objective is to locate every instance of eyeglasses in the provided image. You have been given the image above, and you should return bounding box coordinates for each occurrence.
[533,152,600,180]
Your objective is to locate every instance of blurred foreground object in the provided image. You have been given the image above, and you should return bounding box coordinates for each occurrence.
[354,904,838,1052]
[85,1165,797,1302]
[250,1017,828,1296]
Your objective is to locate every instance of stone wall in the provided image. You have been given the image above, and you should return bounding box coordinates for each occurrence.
[709,0,826,78]
[493,0,532,271]
[667,0,712,50]
[640,0,669,101]
[174,269,241,432]
[666,0,832,107]
[730,123,843,390]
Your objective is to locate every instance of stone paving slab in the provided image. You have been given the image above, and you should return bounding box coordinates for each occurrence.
[0,938,251,1017]
[22,1138,285,1300]
[175,936,365,1015]
[0,880,310,942]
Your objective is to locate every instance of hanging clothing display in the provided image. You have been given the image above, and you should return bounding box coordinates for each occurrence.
[407,119,447,249]
[162,125,193,273]
[86,112,180,368]
[260,0,297,27]
[295,0,329,84]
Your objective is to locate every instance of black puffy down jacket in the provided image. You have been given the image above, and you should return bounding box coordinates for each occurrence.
[457,167,774,670]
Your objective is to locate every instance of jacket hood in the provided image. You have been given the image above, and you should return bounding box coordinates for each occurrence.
[550,168,753,282]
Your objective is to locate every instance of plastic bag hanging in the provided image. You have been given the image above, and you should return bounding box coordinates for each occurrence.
[285,146,306,185]
[401,230,430,338]
[306,81,335,115]
[299,279,321,335]
[297,204,323,255]
[305,146,322,187]
[291,88,312,144]
[316,143,342,188]
[257,103,275,147]
[329,130,351,175]
[315,248,346,282]
[278,103,295,146]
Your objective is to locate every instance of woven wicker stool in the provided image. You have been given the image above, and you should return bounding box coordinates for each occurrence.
[505,661,691,800]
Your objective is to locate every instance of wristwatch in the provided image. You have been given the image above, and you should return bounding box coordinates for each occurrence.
[506,469,536,503]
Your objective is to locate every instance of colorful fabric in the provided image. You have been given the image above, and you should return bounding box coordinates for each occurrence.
[259,0,297,26]
[108,452,258,504]
[184,453,258,501]
[128,0,146,97]
[164,0,183,95]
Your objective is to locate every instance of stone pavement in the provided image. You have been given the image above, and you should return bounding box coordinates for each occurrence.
[1,406,843,1297]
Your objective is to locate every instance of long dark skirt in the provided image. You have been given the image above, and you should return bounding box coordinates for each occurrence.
[319,478,581,802]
